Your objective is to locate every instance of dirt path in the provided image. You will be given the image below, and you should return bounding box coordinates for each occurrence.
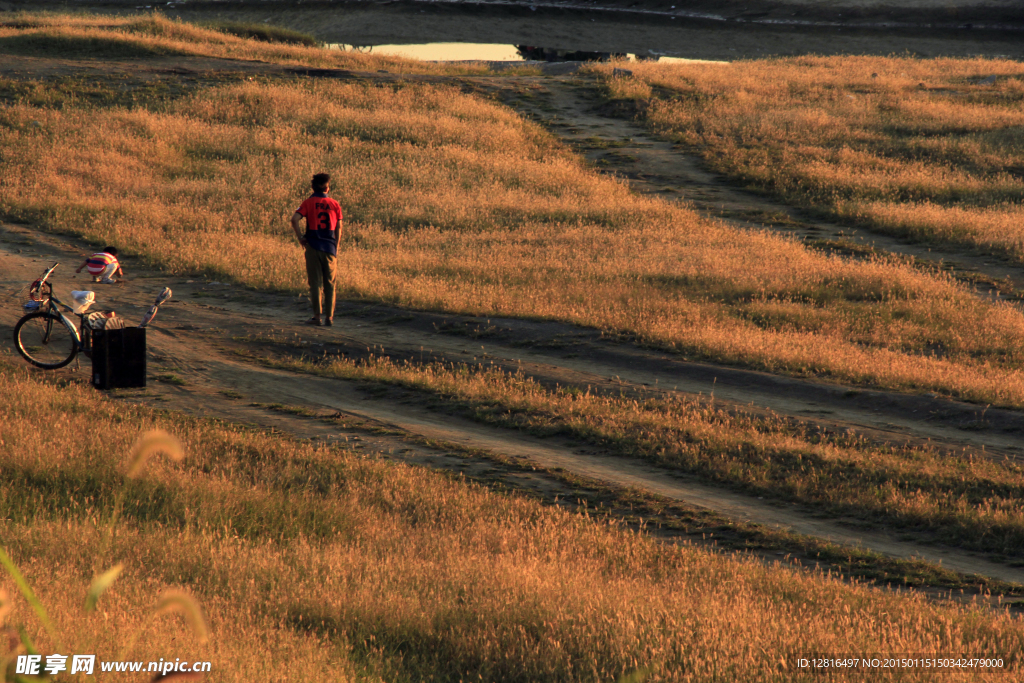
[489,75,1024,297]
[4,220,1024,588]
[123,354,1024,585]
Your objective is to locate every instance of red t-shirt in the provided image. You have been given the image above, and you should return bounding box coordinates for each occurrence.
[296,193,343,255]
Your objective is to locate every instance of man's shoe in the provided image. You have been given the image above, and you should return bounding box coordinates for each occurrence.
[304,317,322,326]
[324,318,333,327]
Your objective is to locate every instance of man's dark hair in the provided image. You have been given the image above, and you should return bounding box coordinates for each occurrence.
[312,173,331,192]
[102,246,118,256]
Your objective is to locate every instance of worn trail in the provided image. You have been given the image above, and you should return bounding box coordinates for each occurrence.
[492,75,1024,298]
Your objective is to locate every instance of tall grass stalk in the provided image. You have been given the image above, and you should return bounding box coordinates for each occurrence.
[0,425,205,681]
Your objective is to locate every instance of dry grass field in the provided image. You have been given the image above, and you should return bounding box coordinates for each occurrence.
[0,13,500,74]
[1,24,1024,408]
[2,13,1024,681]
[255,350,1024,562]
[2,358,1023,682]
[591,57,1024,262]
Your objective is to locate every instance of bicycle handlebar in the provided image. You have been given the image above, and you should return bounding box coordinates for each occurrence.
[38,262,59,285]
[28,263,59,302]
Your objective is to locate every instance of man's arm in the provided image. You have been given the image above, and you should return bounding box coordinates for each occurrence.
[75,259,88,274]
[291,212,307,245]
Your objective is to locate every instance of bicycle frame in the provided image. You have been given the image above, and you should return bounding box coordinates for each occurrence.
[29,263,86,348]
[49,294,83,342]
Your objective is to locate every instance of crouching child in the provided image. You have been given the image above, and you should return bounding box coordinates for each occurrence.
[76,246,123,284]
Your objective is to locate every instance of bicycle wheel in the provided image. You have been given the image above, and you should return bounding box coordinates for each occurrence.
[14,313,78,369]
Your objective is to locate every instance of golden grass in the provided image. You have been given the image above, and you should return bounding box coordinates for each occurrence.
[252,347,1024,559]
[0,12,511,75]
[1,358,1023,681]
[5,81,1024,405]
[3,18,1024,406]
[590,56,1024,260]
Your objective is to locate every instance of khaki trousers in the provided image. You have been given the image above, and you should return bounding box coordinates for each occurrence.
[304,246,337,319]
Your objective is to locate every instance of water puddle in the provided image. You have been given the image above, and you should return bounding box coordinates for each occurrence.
[330,42,724,64]
[334,43,525,62]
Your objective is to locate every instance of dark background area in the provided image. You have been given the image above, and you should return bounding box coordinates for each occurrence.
[4,0,1023,61]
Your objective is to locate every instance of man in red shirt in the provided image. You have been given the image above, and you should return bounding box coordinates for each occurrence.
[291,173,343,326]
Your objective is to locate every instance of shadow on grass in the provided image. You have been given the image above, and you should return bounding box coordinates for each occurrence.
[0,33,182,59]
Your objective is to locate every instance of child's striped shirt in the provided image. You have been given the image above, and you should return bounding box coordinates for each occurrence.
[85,252,118,276]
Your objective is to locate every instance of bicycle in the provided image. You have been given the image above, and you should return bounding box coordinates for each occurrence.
[13,262,96,369]
[14,263,172,371]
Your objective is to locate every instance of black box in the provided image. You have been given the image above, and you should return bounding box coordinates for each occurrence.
[92,328,146,389]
